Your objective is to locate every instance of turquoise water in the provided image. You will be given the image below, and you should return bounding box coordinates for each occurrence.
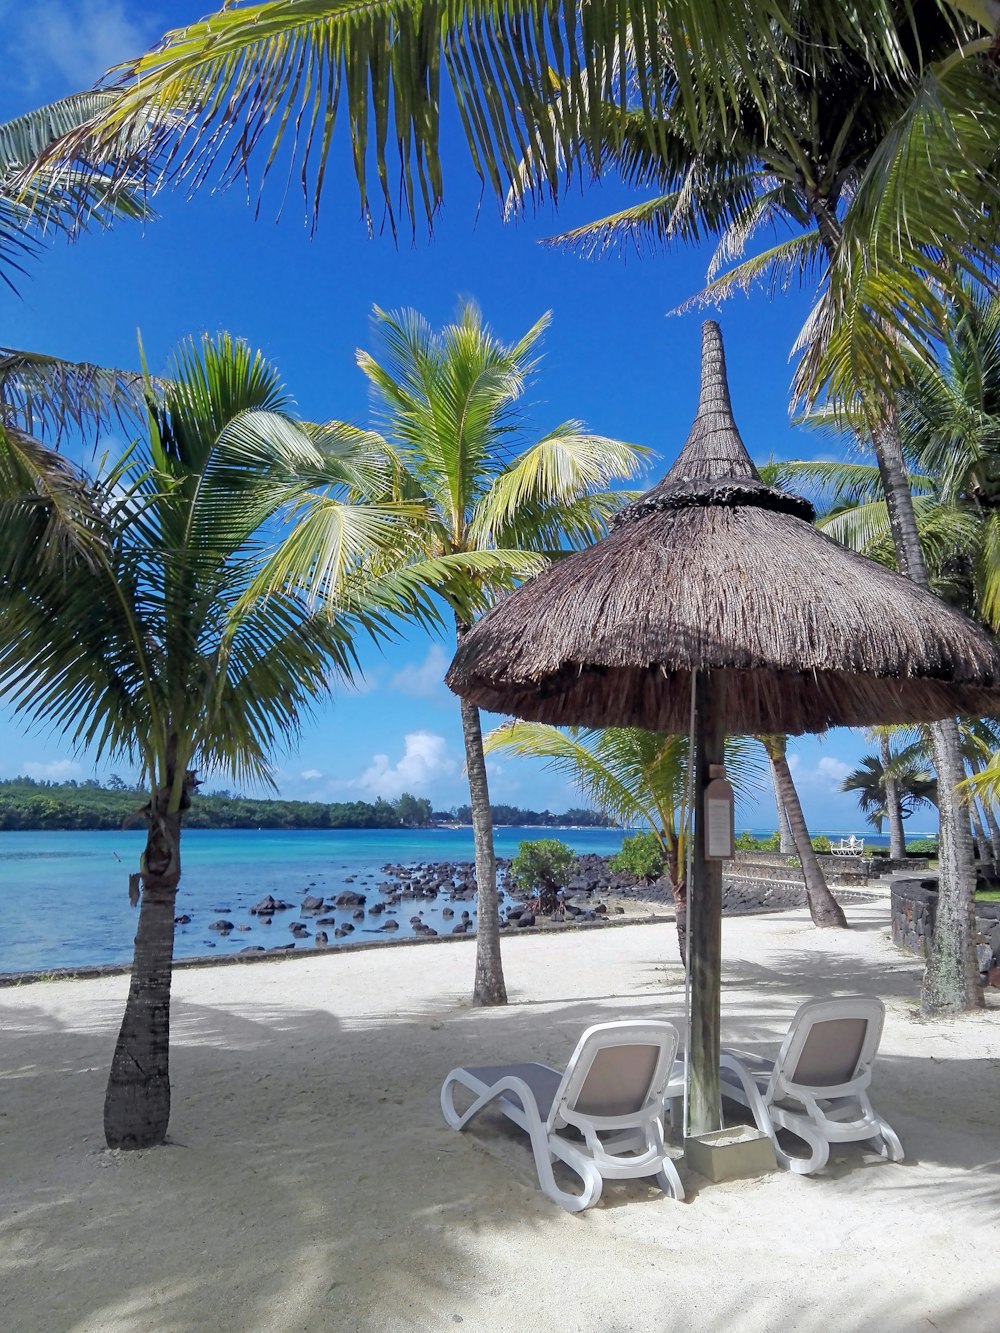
[0,824,906,975]
[0,826,628,974]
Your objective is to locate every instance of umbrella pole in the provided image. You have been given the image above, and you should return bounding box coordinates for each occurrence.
[688,669,725,1136]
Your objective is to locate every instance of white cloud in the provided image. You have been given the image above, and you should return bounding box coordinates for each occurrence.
[787,753,851,791]
[817,756,851,785]
[3,1,160,92]
[300,768,322,781]
[389,644,450,700]
[358,731,457,799]
[22,758,84,781]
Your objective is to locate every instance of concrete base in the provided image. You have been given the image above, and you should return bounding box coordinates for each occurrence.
[684,1126,777,1183]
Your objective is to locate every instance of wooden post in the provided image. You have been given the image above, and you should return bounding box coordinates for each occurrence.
[687,669,726,1137]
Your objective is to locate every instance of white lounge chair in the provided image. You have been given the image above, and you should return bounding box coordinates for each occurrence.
[719,996,904,1175]
[440,1020,686,1212]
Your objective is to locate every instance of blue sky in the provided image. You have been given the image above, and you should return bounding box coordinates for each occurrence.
[0,1,930,834]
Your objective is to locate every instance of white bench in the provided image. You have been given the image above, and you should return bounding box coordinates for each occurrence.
[830,835,865,857]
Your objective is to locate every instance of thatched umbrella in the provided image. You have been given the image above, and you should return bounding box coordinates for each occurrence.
[447,320,1000,1137]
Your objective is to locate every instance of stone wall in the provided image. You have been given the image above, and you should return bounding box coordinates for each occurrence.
[891,878,1000,978]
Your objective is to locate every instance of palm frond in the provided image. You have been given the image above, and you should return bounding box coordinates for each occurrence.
[33,2,939,234]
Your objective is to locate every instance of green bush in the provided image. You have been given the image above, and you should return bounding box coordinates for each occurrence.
[510,838,575,914]
[810,834,831,854]
[735,830,759,851]
[906,839,939,856]
[762,831,782,851]
[611,831,664,884]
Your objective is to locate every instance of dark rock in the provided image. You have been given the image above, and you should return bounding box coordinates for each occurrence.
[315,931,329,946]
[209,920,234,932]
[316,916,337,926]
[335,890,366,908]
[517,912,535,928]
[250,895,294,914]
[353,908,365,920]
[240,946,266,953]
[174,914,192,925]
[301,895,324,912]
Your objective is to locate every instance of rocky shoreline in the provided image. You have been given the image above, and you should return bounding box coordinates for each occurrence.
[0,852,846,986]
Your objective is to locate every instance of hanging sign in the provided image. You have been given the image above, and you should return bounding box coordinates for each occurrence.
[704,763,735,860]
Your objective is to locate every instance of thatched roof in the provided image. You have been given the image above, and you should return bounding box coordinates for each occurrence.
[447,321,1000,735]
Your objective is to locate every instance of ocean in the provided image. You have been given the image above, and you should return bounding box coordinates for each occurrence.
[0,824,900,975]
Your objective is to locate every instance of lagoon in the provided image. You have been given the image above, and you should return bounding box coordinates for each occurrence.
[0,825,629,974]
[0,824,898,975]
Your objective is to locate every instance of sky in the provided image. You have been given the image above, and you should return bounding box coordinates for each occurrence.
[0,1,934,834]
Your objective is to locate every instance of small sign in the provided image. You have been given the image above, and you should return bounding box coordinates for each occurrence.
[704,765,734,860]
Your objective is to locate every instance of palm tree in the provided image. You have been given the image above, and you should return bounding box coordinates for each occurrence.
[37,3,1000,397]
[759,736,847,928]
[340,303,645,1004]
[0,332,431,1148]
[532,8,990,1012]
[840,741,937,853]
[0,92,170,449]
[482,720,763,959]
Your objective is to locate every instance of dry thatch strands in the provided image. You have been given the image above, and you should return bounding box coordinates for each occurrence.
[448,322,1000,732]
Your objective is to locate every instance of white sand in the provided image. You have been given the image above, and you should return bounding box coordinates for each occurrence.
[2,899,998,1333]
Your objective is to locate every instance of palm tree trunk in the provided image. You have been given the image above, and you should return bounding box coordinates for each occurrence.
[923,720,982,1012]
[103,797,181,1149]
[966,752,1000,865]
[767,741,847,928]
[665,838,687,964]
[768,754,795,853]
[878,733,907,861]
[455,621,507,1007]
[982,800,1000,865]
[869,413,981,1013]
[969,801,990,866]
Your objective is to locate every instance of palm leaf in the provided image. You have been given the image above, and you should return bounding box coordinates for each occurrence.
[32,2,943,234]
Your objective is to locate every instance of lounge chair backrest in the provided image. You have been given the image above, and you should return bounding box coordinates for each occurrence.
[769,997,885,1101]
[551,1020,680,1132]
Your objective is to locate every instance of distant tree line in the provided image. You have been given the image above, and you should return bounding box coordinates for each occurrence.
[0,778,610,832]
[447,804,613,828]
[0,778,433,831]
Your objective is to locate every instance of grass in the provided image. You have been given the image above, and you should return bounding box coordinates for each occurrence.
[975,890,1000,901]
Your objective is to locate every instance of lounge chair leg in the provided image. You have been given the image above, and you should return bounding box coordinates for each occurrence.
[776,1128,829,1175]
[655,1158,685,1202]
[870,1121,905,1163]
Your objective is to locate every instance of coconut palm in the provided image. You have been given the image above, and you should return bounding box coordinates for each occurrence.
[37,2,1000,402]
[759,735,847,928]
[339,302,645,1005]
[535,5,994,1011]
[0,91,170,446]
[33,3,969,256]
[840,739,937,849]
[482,721,765,958]
[0,332,434,1149]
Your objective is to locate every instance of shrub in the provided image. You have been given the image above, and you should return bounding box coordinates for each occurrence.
[510,838,575,914]
[611,831,664,884]
[810,834,831,854]
[735,829,759,851]
[906,839,939,856]
[762,830,782,851]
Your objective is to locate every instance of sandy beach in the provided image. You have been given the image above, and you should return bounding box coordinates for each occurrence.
[2,895,998,1333]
